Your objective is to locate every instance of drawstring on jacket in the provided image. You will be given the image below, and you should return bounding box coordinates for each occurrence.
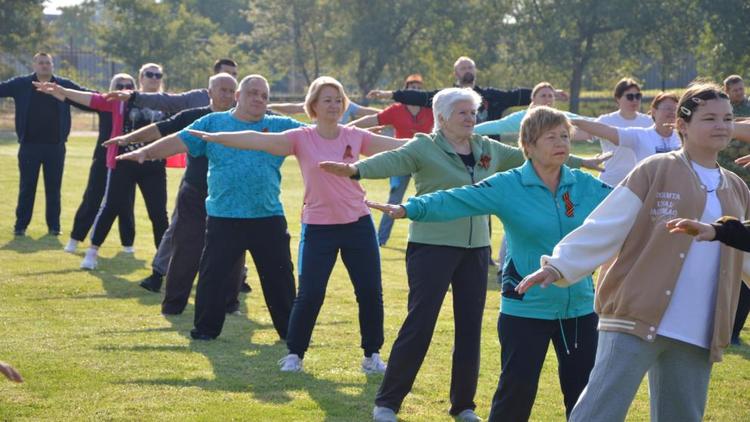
[558,316,580,355]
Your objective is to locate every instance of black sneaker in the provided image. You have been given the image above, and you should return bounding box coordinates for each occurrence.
[240,281,252,293]
[138,273,163,293]
[190,329,216,341]
[13,229,25,237]
[48,229,61,236]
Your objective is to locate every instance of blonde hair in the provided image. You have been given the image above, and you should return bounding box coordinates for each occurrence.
[304,76,350,120]
[518,106,572,158]
[138,62,164,91]
[108,73,136,92]
[531,82,555,101]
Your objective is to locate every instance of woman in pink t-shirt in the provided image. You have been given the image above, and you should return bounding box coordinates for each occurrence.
[188,76,404,373]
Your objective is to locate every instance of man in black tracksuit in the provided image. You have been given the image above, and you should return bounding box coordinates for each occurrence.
[367,56,568,124]
[0,53,90,236]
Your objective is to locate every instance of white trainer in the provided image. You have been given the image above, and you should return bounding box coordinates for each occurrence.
[122,246,135,254]
[63,239,79,253]
[80,249,98,270]
[362,353,387,374]
[372,406,397,422]
[454,409,482,422]
[278,353,303,372]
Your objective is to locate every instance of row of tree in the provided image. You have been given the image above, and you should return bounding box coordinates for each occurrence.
[1,0,748,112]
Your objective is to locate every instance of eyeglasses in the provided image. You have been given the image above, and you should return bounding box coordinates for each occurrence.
[624,93,643,101]
[143,71,163,80]
[115,83,134,90]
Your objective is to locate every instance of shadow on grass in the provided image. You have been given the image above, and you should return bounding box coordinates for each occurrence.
[0,233,63,253]
[725,341,750,360]
[116,310,382,420]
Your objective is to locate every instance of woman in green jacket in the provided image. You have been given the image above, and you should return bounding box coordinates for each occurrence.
[320,89,606,422]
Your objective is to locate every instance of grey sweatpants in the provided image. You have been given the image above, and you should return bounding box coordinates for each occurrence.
[569,331,712,422]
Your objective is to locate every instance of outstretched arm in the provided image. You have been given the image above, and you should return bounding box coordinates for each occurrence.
[116,133,188,163]
[571,119,619,144]
[348,114,380,129]
[33,81,93,106]
[363,133,406,156]
[186,129,293,156]
[103,123,162,147]
[267,102,305,116]
[734,121,750,142]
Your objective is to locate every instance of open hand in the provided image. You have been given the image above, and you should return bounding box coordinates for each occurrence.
[318,161,357,177]
[515,266,560,294]
[102,135,129,147]
[666,218,716,241]
[367,90,392,100]
[365,200,406,219]
[735,154,750,168]
[116,149,148,164]
[581,152,613,172]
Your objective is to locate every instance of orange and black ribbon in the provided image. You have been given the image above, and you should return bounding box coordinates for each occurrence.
[562,191,574,217]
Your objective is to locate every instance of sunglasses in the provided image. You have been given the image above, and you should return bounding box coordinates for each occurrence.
[143,71,163,80]
[115,83,134,90]
[624,93,643,101]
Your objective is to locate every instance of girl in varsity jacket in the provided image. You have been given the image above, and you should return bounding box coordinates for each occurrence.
[518,82,750,422]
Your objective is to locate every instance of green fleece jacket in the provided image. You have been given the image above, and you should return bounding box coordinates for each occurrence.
[355,131,585,247]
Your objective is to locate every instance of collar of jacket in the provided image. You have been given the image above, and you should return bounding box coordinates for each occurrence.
[432,131,491,164]
[519,159,576,189]
[676,148,730,191]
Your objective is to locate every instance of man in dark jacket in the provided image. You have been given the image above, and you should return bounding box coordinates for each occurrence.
[368,56,567,124]
[0,52,89,236]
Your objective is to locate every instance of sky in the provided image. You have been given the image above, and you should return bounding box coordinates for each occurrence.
[43,0,87,14]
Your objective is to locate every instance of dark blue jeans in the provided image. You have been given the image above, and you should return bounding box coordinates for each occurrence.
[286,215,384,358]
[376,175,410,246]
[15,143,65,232]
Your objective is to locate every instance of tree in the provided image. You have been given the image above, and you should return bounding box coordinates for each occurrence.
[694,0,750,80]
[0,0,48,78]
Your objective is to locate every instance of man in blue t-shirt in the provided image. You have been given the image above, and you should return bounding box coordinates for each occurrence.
[118,75,304,340]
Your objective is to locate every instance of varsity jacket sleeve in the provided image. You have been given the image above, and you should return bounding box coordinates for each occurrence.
[355,136,421,179]
[392,89,439,108]
[131,89,209,113]
[542,184,643,286]
[403,173,506,221]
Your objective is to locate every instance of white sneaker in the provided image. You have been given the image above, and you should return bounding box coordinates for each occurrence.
[63,239,79,253]
[362,353,387,374]
[80,249,98,270]
[122,246,135,254]
[454,409,482,422]
[278,353,303,372]
[372,406,397,422]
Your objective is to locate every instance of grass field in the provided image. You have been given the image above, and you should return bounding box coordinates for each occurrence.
[0,134,748,421]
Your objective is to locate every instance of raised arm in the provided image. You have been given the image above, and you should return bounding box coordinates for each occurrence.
[186,129,293,156]
[116,133,188,163]
[267,102,305,116]
[352,104,380,118]
[571,119,619,144]
[474,111,525,136]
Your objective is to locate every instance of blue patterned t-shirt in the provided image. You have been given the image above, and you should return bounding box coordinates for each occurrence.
[179,110,305,218]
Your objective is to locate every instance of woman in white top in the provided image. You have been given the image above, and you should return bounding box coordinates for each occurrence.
[571,92,681,174]
[596,78,655,185]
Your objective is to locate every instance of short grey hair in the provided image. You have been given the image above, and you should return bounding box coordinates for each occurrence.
[431,87,482,131]
[238,74,270,92]
[208,72,237,90]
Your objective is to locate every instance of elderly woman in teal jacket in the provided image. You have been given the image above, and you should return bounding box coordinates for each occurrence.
[321,88,607,422]
[365,106,612,421]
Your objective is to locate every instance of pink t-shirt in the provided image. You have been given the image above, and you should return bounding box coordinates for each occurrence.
[287,125,372,225]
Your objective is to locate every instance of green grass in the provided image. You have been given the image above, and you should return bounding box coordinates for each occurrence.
[0,135,749,421]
